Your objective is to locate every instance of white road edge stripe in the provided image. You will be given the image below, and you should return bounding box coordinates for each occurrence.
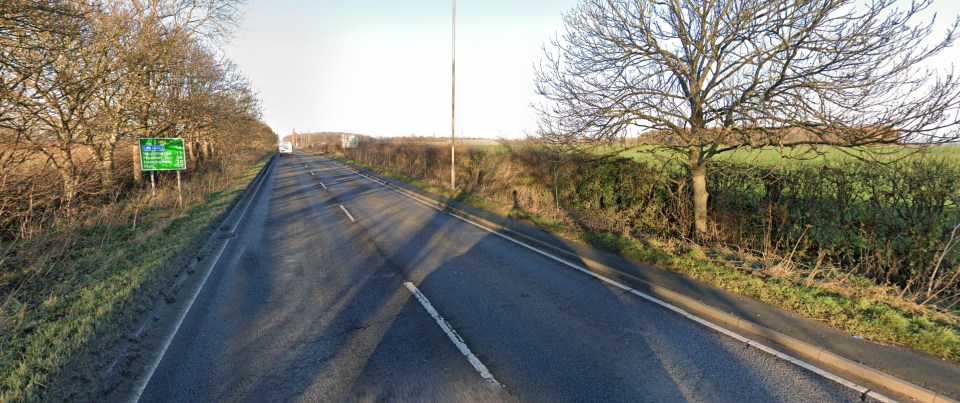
[321,156,896,403]
[444,212,896,403]
[131,158,271,401]
[327,159,441,212]
[131,238,231,402]
[404,282,501,387]
[339,204,356,222]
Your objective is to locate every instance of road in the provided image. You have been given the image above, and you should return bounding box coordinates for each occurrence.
[138,152,871,402]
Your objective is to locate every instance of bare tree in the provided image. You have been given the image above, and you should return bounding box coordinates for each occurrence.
[0,0,269,239]
[535,0,960,235]
[0,1,92,207]
[165,42,260,163]
[75,1,140,196]
[85,0,244,190]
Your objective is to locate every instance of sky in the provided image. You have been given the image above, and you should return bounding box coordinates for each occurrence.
[224,0,959,140]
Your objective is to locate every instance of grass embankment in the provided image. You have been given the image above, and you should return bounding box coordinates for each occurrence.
[325,151,960,363]
[0,155,271,401]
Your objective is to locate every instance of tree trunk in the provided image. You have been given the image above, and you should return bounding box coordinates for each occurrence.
[50,145,78,207]
[99,151,115,196]
[186,141,196,163]
[689,147,709,235]
[58,162,78,209]
[199,138,210,160]
[133,144,142,181]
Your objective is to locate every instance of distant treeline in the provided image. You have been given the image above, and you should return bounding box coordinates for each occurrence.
[282,132,357,150]
[0,1,276,240]
[284,132,503,153]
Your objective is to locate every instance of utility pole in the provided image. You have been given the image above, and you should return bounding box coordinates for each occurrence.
[450,0,456,191]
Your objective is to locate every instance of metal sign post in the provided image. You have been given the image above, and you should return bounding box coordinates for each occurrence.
[139,138,187,209]
[176,171,183,207]
[151,171,157,209]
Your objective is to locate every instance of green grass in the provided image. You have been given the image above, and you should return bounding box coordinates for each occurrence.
[617,144,960,166]
[0,155,271,401]
[323,151,960,363]
[584,230,960,360]
[430,141,960,167]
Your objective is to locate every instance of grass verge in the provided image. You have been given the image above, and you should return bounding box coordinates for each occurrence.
[326,152,960,363]
[0,155,272,401]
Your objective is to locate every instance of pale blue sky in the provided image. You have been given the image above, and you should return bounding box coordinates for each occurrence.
[224,0,959,139]
[225,0,578,139]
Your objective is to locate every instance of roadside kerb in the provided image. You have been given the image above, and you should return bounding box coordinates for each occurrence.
[117,153,277,399]
[325,156,956,403]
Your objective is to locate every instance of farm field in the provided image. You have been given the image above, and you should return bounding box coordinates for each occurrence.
[617,144,960,166]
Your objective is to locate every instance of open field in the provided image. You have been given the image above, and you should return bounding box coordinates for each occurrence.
[617,144,960,166]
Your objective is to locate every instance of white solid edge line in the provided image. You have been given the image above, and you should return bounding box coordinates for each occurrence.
[131,158,272,401]
[444,212,897,403]
[404,282,501,387]
[325,156,898,403]
[320,157,441,212]
[131,238,230,401]
[450,224,902,402]
[338,204,356,222]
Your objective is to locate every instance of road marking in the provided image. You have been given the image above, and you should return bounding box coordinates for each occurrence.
[131,157,273,401]
[323,156,898,403]
[404,282,501,387]
[319,157,440,212]
[137,277,221,394]
[310,171,315,176]
[319,181,327,189]
[339,204,356,222]
[442,212,895,402]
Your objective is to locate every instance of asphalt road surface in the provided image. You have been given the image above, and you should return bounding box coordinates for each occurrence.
[139,152,871,402]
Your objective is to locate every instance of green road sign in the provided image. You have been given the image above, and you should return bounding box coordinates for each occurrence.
[139,138,186,171]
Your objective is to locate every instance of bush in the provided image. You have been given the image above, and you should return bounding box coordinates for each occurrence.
[710,159,960,296]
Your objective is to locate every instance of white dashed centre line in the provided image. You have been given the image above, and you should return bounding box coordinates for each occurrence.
[404,282,501,387]
[338,204,356,222]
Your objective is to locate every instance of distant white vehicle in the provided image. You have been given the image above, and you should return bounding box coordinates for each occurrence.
[279,141,293,155]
